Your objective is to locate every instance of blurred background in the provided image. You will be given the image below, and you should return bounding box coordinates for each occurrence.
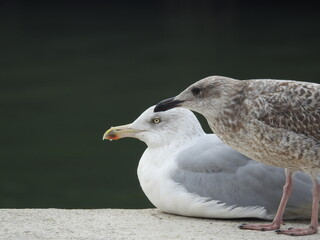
[1,0,320,209]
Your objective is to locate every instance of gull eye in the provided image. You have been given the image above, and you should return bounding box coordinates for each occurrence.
[152,117,161,124]
[191,87,201,96]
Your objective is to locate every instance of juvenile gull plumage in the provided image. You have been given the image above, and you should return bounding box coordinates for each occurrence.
[103,106,315,219]
[154,76,320,236]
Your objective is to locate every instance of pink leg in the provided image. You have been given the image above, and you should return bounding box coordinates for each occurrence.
[239,169,293,231]
[276,177,319,236]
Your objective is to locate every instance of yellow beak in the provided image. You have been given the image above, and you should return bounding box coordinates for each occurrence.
[102,124,144,141]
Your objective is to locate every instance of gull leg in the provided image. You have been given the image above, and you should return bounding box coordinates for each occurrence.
[239,169,293,231]
[276,177,319,236]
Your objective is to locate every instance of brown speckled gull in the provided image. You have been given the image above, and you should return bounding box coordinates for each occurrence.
[154,76,320,236]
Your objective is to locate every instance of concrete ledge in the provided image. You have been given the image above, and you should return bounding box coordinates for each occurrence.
[0,209,318,240]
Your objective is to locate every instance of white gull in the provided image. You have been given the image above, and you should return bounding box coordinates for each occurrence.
[103,106,314,219]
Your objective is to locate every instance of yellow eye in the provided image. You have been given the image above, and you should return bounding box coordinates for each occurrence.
[152,117,161,124]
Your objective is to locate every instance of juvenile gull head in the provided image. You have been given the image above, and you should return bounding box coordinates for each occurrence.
[154,75,320,236]
[155,76,241,116]
[103,105,315,220]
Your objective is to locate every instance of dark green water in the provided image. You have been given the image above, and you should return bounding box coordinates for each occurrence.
[1,1,320,208]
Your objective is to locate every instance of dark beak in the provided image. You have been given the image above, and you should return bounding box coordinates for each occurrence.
[154,97,184,112]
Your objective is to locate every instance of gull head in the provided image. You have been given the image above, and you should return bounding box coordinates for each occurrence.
[154,76,240,117]
[103,106,204,148]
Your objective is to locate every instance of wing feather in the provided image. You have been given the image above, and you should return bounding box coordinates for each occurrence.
[248,81,320,141]
[172,134,313,218]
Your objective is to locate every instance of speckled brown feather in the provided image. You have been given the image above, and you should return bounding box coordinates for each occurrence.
[171,77,320,172]
[156,76,320,235]
[246,80,320,142]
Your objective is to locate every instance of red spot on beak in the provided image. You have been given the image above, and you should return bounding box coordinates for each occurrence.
[106,134,120,140]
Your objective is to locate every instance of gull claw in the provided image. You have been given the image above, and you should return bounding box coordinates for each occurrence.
[238,223,247,229]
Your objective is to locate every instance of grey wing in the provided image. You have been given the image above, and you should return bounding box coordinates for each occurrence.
[252,82,320,141]
[172,134,313,218]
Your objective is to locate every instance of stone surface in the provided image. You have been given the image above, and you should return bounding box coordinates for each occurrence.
[0,208,318,240]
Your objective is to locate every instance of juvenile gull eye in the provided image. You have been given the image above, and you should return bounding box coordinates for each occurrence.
[152,117,161,124]
[191,87,201,96]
